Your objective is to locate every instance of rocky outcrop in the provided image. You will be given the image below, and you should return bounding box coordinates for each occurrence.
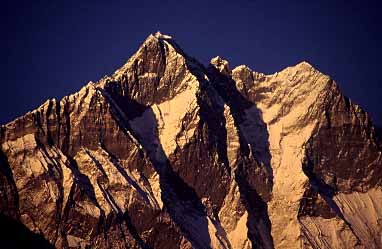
[1,32,381,249]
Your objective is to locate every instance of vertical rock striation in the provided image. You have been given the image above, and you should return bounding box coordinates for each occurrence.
[1,32,381,249]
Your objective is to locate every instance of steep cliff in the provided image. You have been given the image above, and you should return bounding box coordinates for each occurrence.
[1,32,381,249]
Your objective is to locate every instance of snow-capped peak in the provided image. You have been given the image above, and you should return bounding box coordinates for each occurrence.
[210,56,230,75]
[154,31,172,40]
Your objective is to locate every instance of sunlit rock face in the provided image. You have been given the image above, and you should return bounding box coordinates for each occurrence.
[1,32,381,249]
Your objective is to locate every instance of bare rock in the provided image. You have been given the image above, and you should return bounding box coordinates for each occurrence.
[1,33,381,249]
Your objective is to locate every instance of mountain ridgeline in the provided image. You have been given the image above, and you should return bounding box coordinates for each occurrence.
[1,32,381,249]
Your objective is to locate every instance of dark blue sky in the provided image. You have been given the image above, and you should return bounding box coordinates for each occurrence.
[2,0,381,125]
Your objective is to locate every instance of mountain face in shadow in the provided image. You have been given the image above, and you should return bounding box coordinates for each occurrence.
[0,214,54,249]
[0,32,381,249]
[376,125,382,146]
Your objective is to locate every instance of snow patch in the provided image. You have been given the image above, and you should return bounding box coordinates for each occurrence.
[335,187,382,247]
[299,216,359,248]
[130,74,199,158]
[154,31,172,40]
[233,61,332,248]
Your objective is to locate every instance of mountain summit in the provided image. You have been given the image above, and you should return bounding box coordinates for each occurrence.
[1,32,381,249]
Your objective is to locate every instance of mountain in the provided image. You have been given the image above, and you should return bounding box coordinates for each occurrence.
[1,32,381,249]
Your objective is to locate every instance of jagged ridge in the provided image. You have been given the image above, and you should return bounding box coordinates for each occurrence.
[1,32,381,249]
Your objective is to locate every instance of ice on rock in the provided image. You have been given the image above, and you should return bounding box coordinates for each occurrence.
[1,33,381,249]
[154,31,173,39]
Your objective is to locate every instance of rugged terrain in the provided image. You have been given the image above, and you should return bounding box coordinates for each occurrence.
[1,32,381,249]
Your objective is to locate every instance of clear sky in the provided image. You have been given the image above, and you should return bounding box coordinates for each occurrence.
[2,0,381,125]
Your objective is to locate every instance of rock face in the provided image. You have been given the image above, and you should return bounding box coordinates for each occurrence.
[1,32,381,249]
